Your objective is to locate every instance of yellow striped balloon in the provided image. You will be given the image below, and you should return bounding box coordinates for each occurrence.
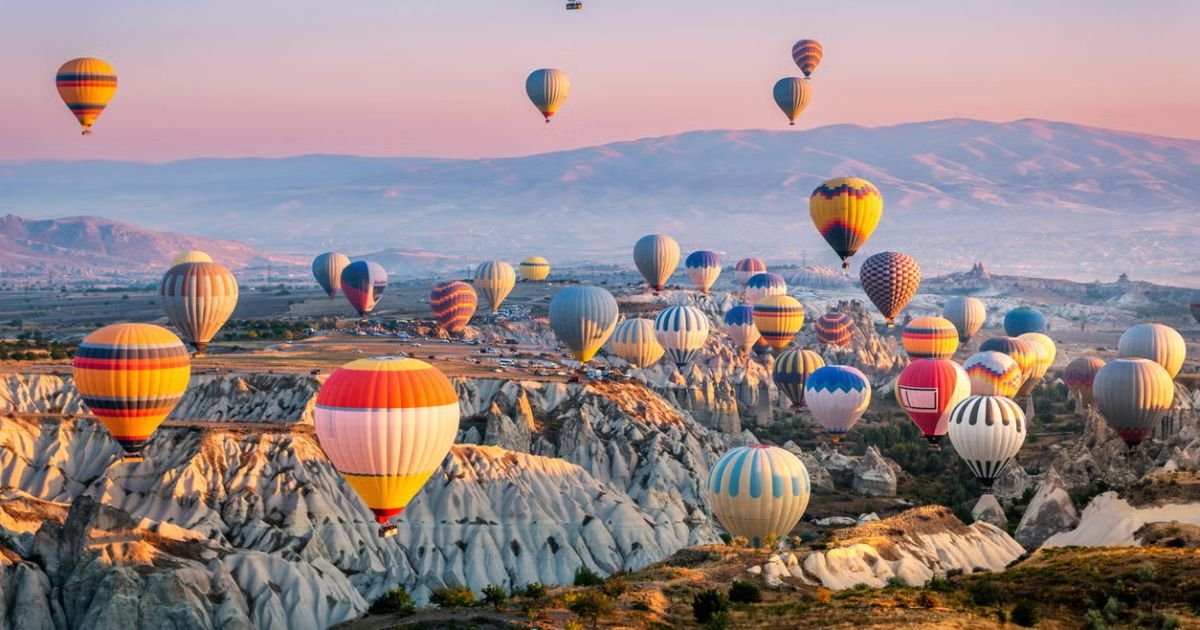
[160,262,239,355]
[1018,332,1056,390]
[707,445,811,547]
[979,336,1038,396]
[901,316,960,359]
[474,261,517,314]
[810,177,883,269]
[607,318,665,368]
[72,323,191,457]
[519,256,551,282]
[56,57,117,135]
[753,294,805,352]
[315,357,460,536]
[170,250,212,266]
[526,68,571,122]
[772,348,825,408]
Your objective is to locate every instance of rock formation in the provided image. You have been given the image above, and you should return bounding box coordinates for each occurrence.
[1014,469,1078,548]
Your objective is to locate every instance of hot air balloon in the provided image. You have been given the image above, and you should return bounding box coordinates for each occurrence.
[745,272,787,306]
[772,348,825,408]
[859,252,920,327]
[160,262,239,355]
[430,281,478,336]
[804,365,871,443]
[963,351,1023,398]
[633,234,680,292]
[474,261,517,314]
[1118,323,1186,378]
[753,295,805,352]
[897,359,971,449]
[685,250,722,294]
[707,445,811,547]
[314,357,459,537]
[341,261,388,317]
[979,336,1038,396]
[608,319,664,368]
[526,68,571,122]
[773,78,812,126]
[810,178,883,269]
[1093,358,1174,447]
[1190,291,1200,326]
[654,306,710,368]
[734,258,767,285]
[1065,356,1105,408]
[943,297,986,344]
[1018,332,1056,391]
[722,306,761,354]
[312,252,351,299]
[791,39,824,77]
[901,316,960,359]
[814,312,855,348]
[170,250,212,266]
[56,57,117,135]
[549,286,618,363]
[73,323,190,459]
[1003,307,1047,336]
[947,395,1026,492]
[519,256,551,282]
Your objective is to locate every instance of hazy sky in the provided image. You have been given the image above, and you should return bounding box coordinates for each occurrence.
[2,0,1197,161]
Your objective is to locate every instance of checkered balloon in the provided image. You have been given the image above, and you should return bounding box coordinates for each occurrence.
[859,252,921,327]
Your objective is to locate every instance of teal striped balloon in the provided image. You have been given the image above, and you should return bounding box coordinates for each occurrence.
[706,445,811,547]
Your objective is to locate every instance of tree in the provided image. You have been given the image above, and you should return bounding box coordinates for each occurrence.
[367,587,415,616]
[573,565,603,587]
[568,590,615,629]
[728,580,761,604]
[428,585,477,608]
[482,584,507,611]
[692,589,729,624]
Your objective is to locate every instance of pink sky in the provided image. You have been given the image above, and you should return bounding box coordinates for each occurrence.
[2,0,1198,161]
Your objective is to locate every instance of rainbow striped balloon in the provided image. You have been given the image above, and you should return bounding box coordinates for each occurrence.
[979,336,1038,396]
[315,357,460,535]
[56,57,117,135]
[814,312,855,348]
[772,348,825,408]
[734,258,767,285]
[430,281,478,335]
[753,294,806,352]
[791,39,824,77]
[72,323,191,457]
[707,445,811,547]
[810,178,883,269]
[341,261,388,317]
[963,351,1022,398]
[901,316,960,360]
[519,256,551,282]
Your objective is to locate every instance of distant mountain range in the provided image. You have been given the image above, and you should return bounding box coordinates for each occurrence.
[2,118,1197,285]
[0,215,301,278]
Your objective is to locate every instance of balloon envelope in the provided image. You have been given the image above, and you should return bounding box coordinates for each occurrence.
[312,252,351,298]
[947,395,1026,490]
[474,261,517,314]
[633,234,680,291]
[608,319,664,368]
[791,39,824,77]
[810,178,883,269]
[745,272,787,306]
[772,348,825,408]
[1093,358,1174,446]
[341,261,388,316]
[814,312,855,348]
[773,78,812,125]
[1003,307,1047,336]
[943,297,986,343]
[431,281,478,335]
[979,336,1038,396]
[685,250,722,293]
[526,68,570,121]
[963,351,1023,398]
[160,262,239,354]
[549,286,618,363]
[707,445,811,546]
[1018,332,1057,388]
[734,258,767,285]
[804,365,871,442]
[654,306,710,368]
[902,316,960,359]
[519,256,550,282]
[897,359,970,446]
[171,250,212,266]
[73,323,190,456]
[859,252,921,326]
[753,294,805,352]
[56,57,117,135]
[1065,356,1105,408]
[722,306,761,353]
[1118,323,1186,378]
[314,357,459,531]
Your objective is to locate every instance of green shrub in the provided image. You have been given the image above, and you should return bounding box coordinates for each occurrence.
[692,588,730,624]
[522,582,547,599]
[482,584,507,611]
[968,579,1000,606]
[926,577,954,593]
[728,580,762,604]
[1083,609,1109,630]
[573,565,604,587]
[1133,563,1158,582]
[885,576,910,589]
[917,591,941,609]
[368,587,415,616]
[600,576,628,598]
[568,590,615,629]
[703,610,732,630]
[1011,601,1038,627]
[428,585,477,608]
